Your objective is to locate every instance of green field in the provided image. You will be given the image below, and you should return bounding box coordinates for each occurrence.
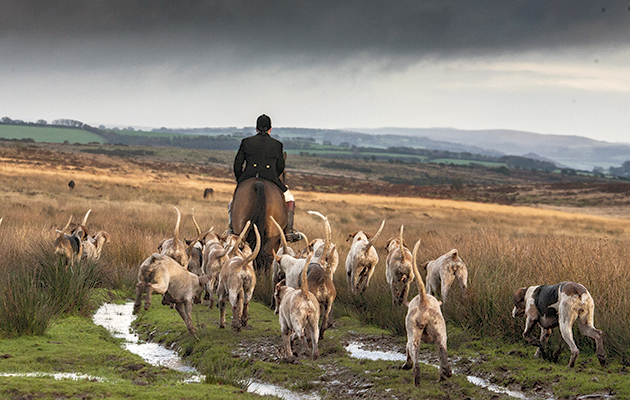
[112,128,190,139]
[0,125,105,144]
[428,158,506,167]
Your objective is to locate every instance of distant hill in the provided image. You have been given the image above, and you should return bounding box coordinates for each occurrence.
[351,128,630,171]
[2,117,629,171]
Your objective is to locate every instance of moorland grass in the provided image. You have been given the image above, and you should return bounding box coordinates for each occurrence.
[2,158,630,360]
[2,146,630,399]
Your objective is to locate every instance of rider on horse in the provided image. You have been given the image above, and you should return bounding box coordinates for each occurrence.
[229,114,302,242]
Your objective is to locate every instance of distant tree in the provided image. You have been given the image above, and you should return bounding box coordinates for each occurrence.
[1,117,13,124]
[593,166,605,174]
[498,155,555,171]
[36,119,47,125]
[609,161,630,177]
[53,119,83,128]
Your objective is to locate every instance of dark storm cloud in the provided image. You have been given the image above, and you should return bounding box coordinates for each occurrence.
[2,0,629,62]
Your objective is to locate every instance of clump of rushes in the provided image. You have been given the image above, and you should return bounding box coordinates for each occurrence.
[0,242,111,337]
[0,262,55,337]
[31,242,110,316]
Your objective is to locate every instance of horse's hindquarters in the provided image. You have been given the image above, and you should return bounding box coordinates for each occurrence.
[231,178,288,270]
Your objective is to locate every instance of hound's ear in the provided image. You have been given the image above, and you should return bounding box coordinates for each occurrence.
[422,261,430,270]
[199,275,211,286]
[450,249,459,260]
[384,238,394,249]
[326,245,337,263]
[402,239,408,248]
[513,287,527,305]
[157,238,167,252]
[346,232,358,242]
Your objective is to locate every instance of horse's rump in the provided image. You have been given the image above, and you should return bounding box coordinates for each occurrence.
[231,178,287,271]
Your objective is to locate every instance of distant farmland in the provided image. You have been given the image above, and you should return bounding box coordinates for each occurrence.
[0,125,105,144]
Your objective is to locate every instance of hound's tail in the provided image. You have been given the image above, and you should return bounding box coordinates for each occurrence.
[186,227,213,257]
[399,225,405,262]
[81,209,92,226]
[243,224,261,266]
[191,208,202,236]
[232,221,251,257]
[367,219,386,248]
[300,252,314,299]
[307,211,332,274]
[270,216,289,254]
[411,239,427,304]
[173,206,182,240]
[59,215,73,239]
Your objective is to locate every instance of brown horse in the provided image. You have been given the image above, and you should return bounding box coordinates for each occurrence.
[231,177,287,271]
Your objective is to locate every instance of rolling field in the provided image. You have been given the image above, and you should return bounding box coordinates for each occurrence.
[0,124,105,144]
[1,142,629,398]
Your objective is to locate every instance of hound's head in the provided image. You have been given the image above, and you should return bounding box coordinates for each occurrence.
[512,287,528,318]
[274,279,288,315]
[70,224,89,241]
[346,231,369,243]
[384,237,407,253]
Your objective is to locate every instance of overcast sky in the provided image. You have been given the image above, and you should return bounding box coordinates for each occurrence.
[1,0,630,142]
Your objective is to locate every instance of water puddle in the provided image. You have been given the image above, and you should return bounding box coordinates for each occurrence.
[345,342,406,362]
[92,302,199,376]
[345,341,552,400]
[247,380,321,400]
[0,372,110,382]
[93,302,319,399]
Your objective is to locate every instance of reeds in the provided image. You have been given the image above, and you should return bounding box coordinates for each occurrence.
[0,239,112,337]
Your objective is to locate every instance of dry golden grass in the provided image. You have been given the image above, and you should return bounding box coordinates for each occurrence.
[2,154,630,362]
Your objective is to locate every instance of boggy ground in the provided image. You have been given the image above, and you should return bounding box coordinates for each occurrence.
[133,296,622,400]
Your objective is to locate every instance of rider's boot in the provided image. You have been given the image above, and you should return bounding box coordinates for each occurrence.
[284,200,303,242]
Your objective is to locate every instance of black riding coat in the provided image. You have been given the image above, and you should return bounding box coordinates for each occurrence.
[233,131,287,192]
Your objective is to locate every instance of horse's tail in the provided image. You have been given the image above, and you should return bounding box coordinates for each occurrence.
[249,182,268,268]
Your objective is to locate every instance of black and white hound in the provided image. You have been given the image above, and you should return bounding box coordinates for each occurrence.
[512,281,606,367]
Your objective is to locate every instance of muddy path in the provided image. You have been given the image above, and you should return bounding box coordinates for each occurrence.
[234,330,558,400]
[128,299,608,400]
